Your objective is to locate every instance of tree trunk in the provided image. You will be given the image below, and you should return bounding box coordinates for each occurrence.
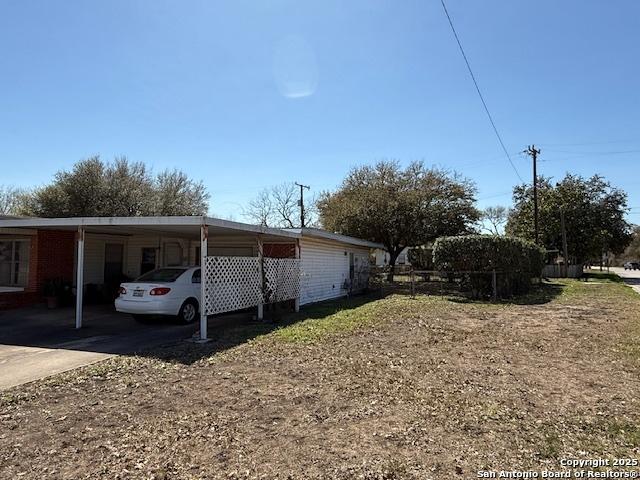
[386,249,401,282]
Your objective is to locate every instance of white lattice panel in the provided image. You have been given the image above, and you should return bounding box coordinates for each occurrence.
[352,264,371,292]
[203,256,262,315]
[263,258,301,303]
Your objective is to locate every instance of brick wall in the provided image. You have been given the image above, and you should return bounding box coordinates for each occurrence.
[263,243,296,258]
[0,230,75,310]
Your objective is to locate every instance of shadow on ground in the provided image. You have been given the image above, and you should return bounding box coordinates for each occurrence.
[386,279,565,306]
[147,293,382,365]
[0,294,383,367]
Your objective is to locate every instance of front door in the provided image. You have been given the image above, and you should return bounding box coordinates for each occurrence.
[140,247,156,274]
[104,243,124,286]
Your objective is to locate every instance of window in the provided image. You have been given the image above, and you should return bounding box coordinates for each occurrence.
[191,269,201,284]
[0,240,30,287]
[140,247,156,274]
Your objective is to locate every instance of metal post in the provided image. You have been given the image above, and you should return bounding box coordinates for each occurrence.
[294,239,300,312]
[257,236,264,320]
[75,226,85,329]
[199,223,208,341]
[561,208,569,278]
[492,269,497,302]
[410,270,415,298]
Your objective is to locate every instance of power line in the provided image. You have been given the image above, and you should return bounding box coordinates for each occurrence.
[540,139,638,147]
[439,0,524,183]
[541,149,640,156]
[477,191,512,201]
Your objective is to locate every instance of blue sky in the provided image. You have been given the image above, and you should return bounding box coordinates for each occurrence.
[1,0,638,223]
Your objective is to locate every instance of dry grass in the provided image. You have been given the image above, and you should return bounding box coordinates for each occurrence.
[1,277,639,479]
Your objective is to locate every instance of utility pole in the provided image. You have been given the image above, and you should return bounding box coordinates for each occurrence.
[295,182,310,228]
[560,207,569,277]
[525,145,541,244]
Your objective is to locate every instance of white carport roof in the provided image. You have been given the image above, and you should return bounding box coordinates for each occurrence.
[0,216,384,248]
[0,216,297,241]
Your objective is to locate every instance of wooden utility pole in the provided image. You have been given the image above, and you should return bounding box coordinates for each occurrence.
[560,208,569,277]
[295,182,310,228]
[525,145,541,244]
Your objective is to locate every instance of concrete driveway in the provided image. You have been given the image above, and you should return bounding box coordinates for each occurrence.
[610,266,640,294]
[0,305,198,390]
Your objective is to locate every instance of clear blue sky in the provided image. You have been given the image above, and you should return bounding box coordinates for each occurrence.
[1,0,638,222]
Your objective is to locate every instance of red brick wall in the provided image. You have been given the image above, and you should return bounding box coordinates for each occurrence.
[34,230,75,291]
[263,243,296,258]
[0,230,75,310]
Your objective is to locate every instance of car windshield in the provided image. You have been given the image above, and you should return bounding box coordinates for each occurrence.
[135,268,187,283]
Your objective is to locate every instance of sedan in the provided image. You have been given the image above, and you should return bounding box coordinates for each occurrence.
[624,262,640,270]
[115,266,201,323]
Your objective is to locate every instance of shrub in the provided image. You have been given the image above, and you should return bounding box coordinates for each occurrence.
[432,235,545,298]
[407,247,433,270]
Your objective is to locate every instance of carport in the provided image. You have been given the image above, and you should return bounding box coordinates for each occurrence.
[0,216,301,341]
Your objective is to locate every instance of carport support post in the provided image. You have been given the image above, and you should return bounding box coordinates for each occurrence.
[257,236,264,320]
[199,223,208,341]
[294,240,300,312]
[75,226,85,329]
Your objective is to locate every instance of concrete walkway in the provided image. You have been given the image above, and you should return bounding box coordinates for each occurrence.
[610,267,640,295]
[0,305,197,390]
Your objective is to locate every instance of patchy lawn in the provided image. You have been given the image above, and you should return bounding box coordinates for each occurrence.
[1,277,640,479]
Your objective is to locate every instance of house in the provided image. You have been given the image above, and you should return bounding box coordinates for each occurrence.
[0,216,382,340]
[373,247,411,267]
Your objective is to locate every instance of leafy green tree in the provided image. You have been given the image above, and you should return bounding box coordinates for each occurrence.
[506,174,631,263]
[19,156,209,217]
[616,225,640,264]
[317,160,479,278]
[154,169,210,216]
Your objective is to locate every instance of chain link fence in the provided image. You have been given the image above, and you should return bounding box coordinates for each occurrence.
[370,266,540,301]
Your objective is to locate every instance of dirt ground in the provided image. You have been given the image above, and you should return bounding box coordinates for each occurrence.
[1,276,640,480]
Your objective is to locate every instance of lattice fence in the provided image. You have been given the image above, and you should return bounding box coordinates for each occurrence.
[351,263,371,292]
[264,258,300,303]
[203,256,301,315]
[203,256,262,315]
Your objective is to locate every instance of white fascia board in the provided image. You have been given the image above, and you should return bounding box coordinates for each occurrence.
[203,217,300,239]
[0,216,301,240]
[297,228,384,249]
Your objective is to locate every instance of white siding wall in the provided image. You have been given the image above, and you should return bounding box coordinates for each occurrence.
[125,236,161,278]
[83,234,127,284]
[300,238,370,305]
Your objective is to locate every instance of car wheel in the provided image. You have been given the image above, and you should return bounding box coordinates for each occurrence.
[178,300,198,324]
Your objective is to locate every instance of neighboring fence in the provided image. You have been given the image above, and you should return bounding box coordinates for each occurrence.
[542,264,583,278]
[203,256,300,316]
[370,266,540,301]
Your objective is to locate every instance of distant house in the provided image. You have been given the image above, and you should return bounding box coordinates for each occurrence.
[373,247,410,267]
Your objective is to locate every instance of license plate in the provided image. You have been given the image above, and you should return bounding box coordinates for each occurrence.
[133,290,144,297]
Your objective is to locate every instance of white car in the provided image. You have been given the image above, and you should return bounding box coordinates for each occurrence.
[115,266,201,323]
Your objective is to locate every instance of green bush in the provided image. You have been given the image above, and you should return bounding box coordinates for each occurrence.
[407,247,433,270]
[432,235,545,298]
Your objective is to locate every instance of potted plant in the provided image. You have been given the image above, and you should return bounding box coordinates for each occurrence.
[43,278,65,309]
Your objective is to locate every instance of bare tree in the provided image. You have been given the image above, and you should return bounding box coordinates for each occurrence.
[245,189,273,226]
[481,205,509,235]
[272,183,298,228]
[0,185,28,216]
[244,182,318,228]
